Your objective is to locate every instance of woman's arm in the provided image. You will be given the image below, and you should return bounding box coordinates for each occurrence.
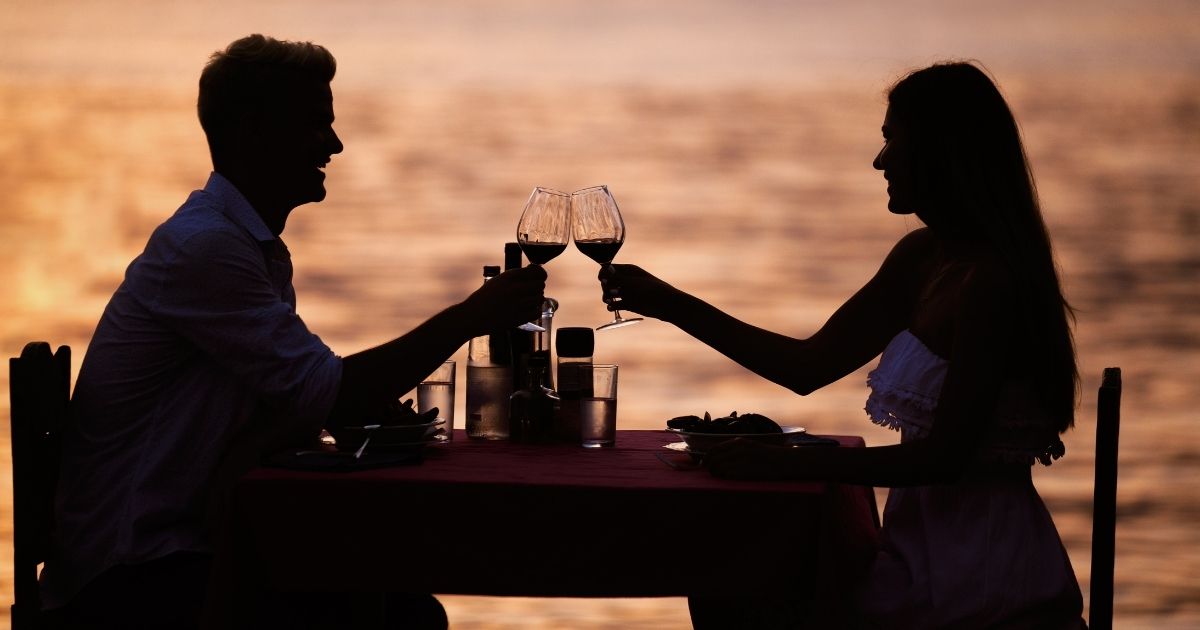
[705,257,1015,487]
[604,228,936,395]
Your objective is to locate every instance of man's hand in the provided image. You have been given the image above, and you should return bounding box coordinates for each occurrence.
[460,265,547,335]
[598,264,682,322]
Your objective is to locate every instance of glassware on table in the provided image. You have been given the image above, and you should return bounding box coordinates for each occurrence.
[465,360,511,440]
[418,360,456,440]
[466,266,512,441]
[515,187,572,332]
[555,327,595,443]
[578,364,618,448]
[571,185,643,331]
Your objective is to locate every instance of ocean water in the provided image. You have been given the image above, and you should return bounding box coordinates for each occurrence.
[2,1,1198,627]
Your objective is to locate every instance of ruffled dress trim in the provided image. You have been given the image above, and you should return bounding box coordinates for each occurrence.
[864,331,946,439]
[864,331,1066,467]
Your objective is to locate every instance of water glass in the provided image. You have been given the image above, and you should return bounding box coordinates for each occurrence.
[579,364,618,448]
[418,360,456,440]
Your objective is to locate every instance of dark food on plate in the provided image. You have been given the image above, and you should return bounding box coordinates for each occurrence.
[667,411,782,434]
[381,399,439,426]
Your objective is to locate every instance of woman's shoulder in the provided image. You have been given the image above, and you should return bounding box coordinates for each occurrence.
[876,228,941,289]
[892,226,938,255]
[879,227,938,270]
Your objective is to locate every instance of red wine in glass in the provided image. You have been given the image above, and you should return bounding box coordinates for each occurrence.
[571,186,642,331]
[515,187,572,332]
[519,242,568,265]
[574,238,622,265]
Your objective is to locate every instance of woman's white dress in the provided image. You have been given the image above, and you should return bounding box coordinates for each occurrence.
[857,330,1083,629]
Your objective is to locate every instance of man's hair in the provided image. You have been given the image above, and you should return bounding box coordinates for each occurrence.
[197,34,336,158]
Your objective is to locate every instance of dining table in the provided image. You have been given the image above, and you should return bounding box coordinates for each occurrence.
[207,429,880,625]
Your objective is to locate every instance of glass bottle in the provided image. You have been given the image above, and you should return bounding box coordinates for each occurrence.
[509,354,559,443]
[504,242,535,392]
[466,266,512,440]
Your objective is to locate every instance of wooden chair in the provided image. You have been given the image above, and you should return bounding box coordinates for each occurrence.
[9,342,71,630]
[1089,367,1121,630]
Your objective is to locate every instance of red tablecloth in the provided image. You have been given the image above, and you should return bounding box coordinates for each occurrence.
[218,430,878,603]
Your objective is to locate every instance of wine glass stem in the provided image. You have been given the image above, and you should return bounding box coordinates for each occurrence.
[602,263,619,318]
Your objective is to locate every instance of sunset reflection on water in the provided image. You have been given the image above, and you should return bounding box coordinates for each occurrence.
[2,2,1198,627]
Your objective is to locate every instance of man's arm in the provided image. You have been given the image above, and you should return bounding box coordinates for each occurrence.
[152,228,344,440]
[331,265,546,425]
[154,226,544,438]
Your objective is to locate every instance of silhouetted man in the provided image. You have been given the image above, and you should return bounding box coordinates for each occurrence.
[40,34,545,629]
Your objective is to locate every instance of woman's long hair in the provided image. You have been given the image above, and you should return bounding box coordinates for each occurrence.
[888,61,1078,432]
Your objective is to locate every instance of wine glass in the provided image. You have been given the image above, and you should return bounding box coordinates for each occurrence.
[571,185,642,331]
[515,187,572,332]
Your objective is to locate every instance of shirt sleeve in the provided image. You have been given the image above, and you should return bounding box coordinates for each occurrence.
[148,227,343,429]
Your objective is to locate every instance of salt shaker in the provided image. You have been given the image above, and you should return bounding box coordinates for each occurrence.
[555,327,594,442]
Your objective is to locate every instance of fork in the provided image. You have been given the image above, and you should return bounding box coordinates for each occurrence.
[354,424,382,460]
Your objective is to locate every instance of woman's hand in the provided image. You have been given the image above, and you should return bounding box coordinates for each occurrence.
[598,264,684,322]
[705,438,797,480]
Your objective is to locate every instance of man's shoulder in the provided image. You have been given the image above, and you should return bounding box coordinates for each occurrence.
[150,190,256,255]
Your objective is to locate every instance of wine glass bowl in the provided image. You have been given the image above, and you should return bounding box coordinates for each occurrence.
[571,185,643,331]
[516,187,572,264]
[516,187,571,332]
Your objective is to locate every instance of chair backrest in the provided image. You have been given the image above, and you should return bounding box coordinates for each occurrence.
[1089,367,1121,630]
[9,342,71,628]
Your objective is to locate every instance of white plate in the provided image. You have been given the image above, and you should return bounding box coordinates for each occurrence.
[665,425,805,452]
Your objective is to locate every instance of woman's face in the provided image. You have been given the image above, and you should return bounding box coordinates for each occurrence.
[872,106,917,215]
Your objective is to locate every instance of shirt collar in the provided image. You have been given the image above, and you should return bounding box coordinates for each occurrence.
[204,172,277,243]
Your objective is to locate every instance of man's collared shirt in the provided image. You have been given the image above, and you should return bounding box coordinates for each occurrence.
[41,172,342,607]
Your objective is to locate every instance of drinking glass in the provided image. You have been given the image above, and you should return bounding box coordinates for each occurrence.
[418,360,456,440]
[579,364,618,448]
[516,187,572,332]
[572,185,642,330]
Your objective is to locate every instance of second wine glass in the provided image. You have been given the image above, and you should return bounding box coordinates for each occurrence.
[571,185,642,331]
[515,187,572,332]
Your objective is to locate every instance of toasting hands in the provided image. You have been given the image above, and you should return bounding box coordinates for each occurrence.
[598,264,683,321]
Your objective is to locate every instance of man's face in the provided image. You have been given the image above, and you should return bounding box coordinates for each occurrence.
[256,81,344,209]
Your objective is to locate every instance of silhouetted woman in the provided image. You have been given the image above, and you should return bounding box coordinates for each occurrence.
[603,61,1084,628]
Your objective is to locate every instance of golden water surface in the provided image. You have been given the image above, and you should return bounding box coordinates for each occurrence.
[2,1,1198,627]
